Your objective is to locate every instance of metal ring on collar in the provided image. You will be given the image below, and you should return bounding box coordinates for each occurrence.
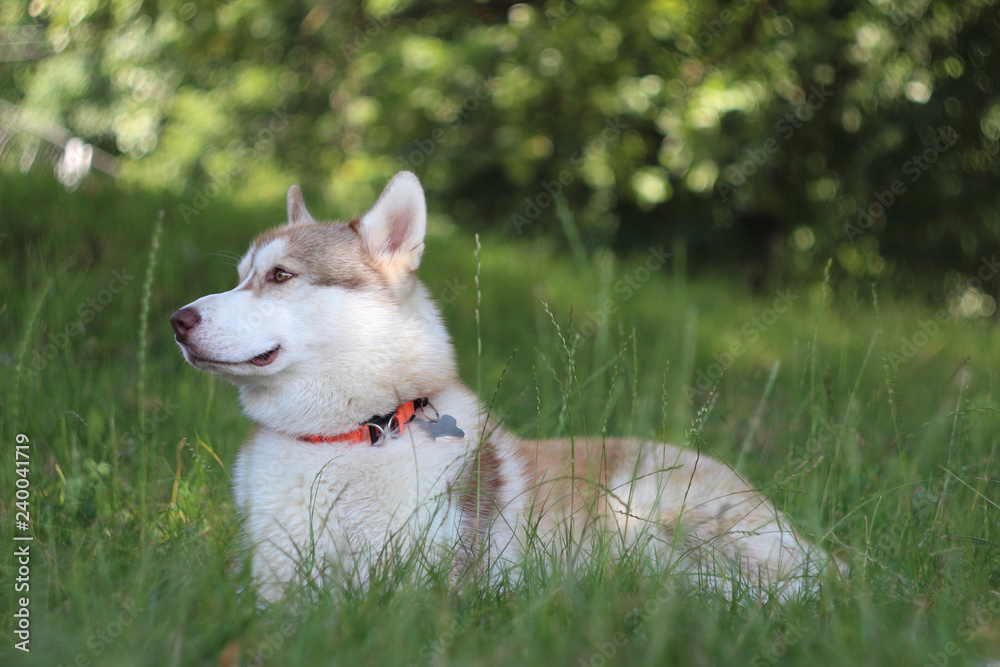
[418,400,440,423]
[366,422,386,446]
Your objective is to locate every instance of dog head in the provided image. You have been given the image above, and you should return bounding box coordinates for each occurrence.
[170,171,458,435]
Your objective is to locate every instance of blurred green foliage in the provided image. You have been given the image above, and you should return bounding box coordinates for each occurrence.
[2,0,998,294]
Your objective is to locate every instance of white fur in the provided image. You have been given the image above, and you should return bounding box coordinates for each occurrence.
[231,385,527,600]
[172,171,836,604]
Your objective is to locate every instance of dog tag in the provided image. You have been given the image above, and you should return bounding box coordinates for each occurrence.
[415,414,465,440]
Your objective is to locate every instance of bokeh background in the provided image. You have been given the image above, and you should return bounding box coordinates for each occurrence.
[3,0,999,301]
[4,3,1000,665]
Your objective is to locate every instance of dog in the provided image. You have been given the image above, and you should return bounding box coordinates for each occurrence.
[170,171,831,602]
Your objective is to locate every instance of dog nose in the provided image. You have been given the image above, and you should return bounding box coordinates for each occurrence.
[170,307,201,341]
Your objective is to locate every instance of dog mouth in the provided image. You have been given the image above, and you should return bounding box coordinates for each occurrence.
[186,345,281,368]
[249,347,280,367]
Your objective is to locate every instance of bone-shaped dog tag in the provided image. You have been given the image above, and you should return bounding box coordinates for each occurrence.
[415,414,465,440]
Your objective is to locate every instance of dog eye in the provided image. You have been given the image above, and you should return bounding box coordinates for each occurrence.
[272,268,294,283]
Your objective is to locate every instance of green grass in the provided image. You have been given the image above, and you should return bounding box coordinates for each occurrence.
[2,175,999,666]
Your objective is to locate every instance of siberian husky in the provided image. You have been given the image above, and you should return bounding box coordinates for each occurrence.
[170,172,832,602]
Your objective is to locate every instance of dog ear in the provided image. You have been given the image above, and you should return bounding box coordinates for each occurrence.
[354,171,427,282]
[286,185,316,225]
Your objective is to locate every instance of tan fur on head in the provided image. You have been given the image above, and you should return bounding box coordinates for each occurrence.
[173,172,458,437]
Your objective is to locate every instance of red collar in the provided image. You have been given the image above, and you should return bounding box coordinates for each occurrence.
[299,398,427,446]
